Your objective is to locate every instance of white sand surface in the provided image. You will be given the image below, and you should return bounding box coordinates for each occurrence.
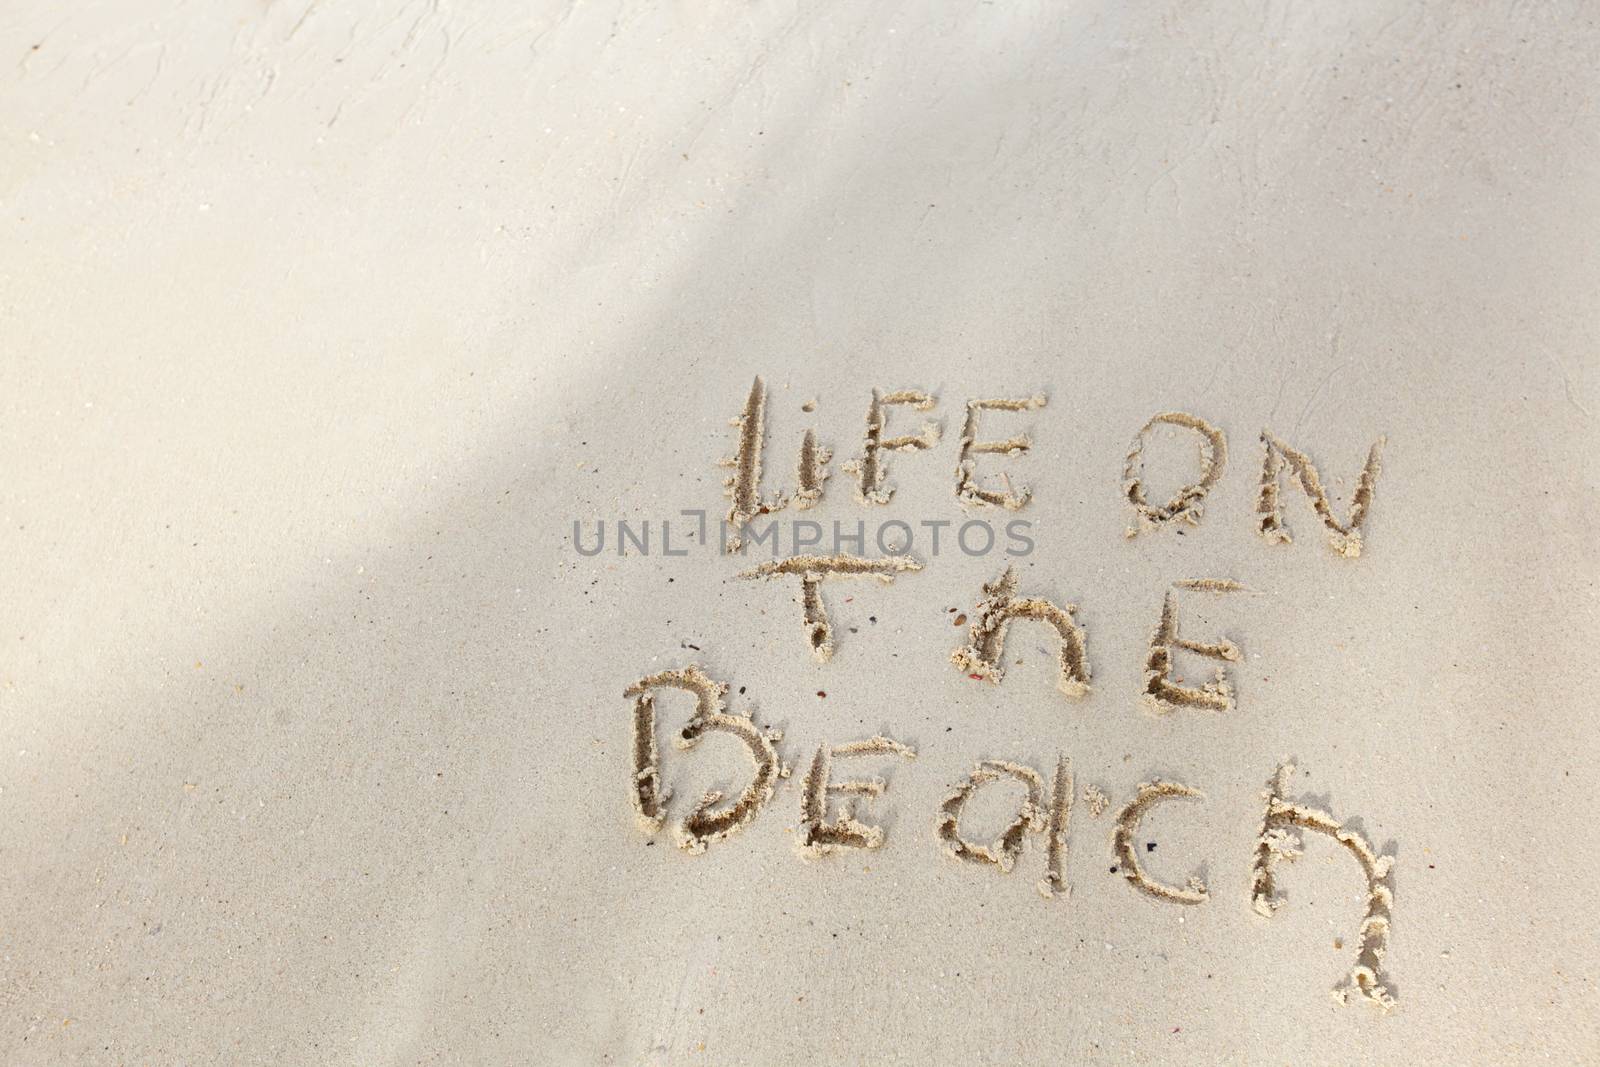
[2,2,1597,1063]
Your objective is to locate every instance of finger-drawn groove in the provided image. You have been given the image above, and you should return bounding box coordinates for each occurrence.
[1111,780,1209,904]
[831,736,917,759]
[628,691,669,833]
[1251,763,1397,1012]
[936,759,1046,872]
[796,735,916,858]
[950,566,1090,699]
[843,388,939,505]
[955,395,1047,509]
[720,376,788,551]
[1173,577,1246,593]
[794,428,832,510]
[1037,756,1074,900]
[1257,432,1385,558]
[622,665,788,854]
[741,553,923,662]
[799,576,830,658]
[1142,586,1241,714]
[1122,411,1227,536]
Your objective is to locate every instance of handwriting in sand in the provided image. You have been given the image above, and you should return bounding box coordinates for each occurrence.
[620,377,1395,1011]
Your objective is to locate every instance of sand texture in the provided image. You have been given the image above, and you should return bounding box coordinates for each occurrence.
[2,1,1598,1063]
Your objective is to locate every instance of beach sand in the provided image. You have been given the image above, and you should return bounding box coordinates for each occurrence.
[1,1,1597,1062]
